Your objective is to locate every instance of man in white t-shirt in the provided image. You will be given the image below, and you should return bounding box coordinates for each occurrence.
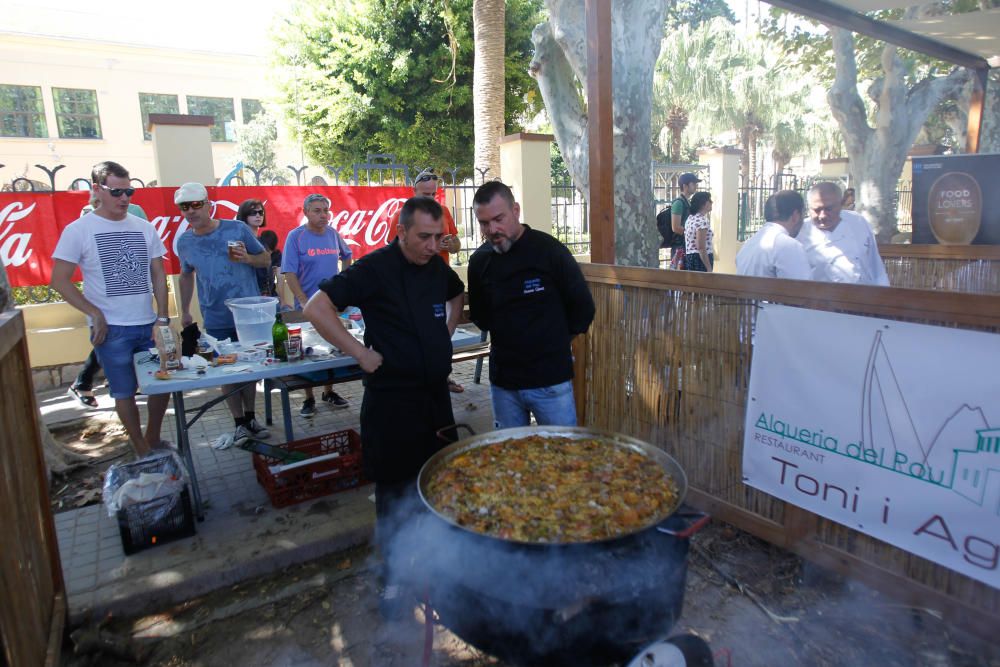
[736,190,812,280]
[796,182,890,286]
[50,161,171,456]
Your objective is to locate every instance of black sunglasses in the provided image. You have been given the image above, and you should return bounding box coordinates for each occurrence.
[249,209,264,215]
[416,173,439,183]
[100,184,136,198]
[178,201,207,211]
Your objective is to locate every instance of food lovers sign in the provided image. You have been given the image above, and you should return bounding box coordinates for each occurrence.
[0,185,417,287]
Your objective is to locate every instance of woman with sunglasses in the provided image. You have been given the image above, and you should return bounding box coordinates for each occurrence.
[237,199,287,307]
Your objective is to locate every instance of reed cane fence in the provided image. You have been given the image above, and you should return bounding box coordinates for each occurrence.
[574,264,1000,640]
[879,244,1000,295]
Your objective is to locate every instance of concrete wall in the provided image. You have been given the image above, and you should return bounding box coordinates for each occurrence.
[499,133,554,234]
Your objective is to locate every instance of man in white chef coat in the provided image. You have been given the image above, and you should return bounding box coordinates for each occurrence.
[796,182,890,286]
[736,190,812,280]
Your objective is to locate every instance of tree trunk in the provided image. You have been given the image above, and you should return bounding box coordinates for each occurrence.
[772,150,790,191]
[473,0,506,180]
[530,0,666,267]
[747,126,759,185]
[978,71,1000,153]
[666,106,688,162]
[0,262,88,478]
[827,26,969,242]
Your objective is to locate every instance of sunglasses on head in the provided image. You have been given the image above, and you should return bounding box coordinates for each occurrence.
[100,184,136,198]
[416,173,439,183]
[178,200,207,211]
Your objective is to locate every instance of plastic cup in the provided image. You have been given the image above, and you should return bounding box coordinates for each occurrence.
[227,240,245,261]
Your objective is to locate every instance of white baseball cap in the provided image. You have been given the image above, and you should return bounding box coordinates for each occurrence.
[174,182,209,204]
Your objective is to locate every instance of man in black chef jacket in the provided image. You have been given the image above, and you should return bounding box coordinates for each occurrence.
[304,196,464,617]
[468,181,595,429]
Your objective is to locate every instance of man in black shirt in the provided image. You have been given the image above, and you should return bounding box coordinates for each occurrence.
[304,196,464,617]
[468,181,595,429]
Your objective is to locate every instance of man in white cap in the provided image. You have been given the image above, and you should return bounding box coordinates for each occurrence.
[736,190,812,280]
[174,182,272,445]
[796,181,890,286]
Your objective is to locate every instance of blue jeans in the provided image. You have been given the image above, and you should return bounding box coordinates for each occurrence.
[93,323,155,399]
[491,380,578,429]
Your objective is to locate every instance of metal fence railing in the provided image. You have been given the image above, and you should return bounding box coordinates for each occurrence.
[737,175,912,241]
[444,177,487,267]
[551,176,589,256]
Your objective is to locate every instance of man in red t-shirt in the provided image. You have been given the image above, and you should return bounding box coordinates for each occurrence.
[387,169,464,392]
[387,169,460,262]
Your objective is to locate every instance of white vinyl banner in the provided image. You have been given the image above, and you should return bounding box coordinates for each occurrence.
[742,304,1000,589]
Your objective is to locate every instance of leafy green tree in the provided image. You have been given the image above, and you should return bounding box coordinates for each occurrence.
[664,0,735,30]
[653,18,736,162]
[235,113,289,185]
[657,19,830,183]
[762,3,980,238]
[271,0,543,175]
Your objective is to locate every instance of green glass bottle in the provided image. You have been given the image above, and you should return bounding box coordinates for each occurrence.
[272,312,289,362]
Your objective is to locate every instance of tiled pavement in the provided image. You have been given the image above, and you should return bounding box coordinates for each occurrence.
[42,359,495,625]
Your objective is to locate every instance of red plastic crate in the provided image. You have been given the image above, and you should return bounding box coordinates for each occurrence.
[252,429,368,508]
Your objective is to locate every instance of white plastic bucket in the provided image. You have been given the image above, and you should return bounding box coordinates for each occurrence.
[225,296,278,346]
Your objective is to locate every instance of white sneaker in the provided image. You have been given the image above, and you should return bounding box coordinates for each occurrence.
[246,418,271,440]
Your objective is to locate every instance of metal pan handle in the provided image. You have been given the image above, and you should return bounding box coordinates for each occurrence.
[655,511,710,539]
[435,423,476,443]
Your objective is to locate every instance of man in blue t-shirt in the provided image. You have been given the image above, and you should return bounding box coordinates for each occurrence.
[175,182,272,445]
[281,193,353,416]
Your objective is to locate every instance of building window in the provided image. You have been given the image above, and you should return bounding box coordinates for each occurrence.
[242,98,264,123]
[139,92,179,140]
[0,84,48,138]
[187,95,235,141]
[53,87,102,139]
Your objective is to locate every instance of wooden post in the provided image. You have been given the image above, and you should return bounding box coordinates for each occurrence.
[585,0,614,265]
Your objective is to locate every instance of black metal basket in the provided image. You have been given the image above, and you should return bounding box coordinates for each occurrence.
[107,453,196,555]
[116,488,196,555]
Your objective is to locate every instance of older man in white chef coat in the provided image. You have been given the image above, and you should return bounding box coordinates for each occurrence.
[796,182,890,286]
[737,190,812,280]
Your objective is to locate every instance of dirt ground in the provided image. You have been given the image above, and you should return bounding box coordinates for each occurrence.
[59,523,1000,667]
[49,413,134,514]
[52,416,1000,667]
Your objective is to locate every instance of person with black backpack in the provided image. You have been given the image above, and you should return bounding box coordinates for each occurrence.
[656,172,701,269]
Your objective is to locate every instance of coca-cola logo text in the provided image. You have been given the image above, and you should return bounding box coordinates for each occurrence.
[0,201,36,268]
[334,198,404,248]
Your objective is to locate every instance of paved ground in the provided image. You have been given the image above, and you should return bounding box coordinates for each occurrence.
[42,358,494,625]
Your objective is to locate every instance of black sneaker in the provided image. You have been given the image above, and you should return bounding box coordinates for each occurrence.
[322,390,349,408]
[233,424,252,446]
[246,418,270,439]
[300,398,316,417]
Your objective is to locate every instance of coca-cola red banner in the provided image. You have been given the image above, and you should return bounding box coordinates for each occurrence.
[0,185,418,287]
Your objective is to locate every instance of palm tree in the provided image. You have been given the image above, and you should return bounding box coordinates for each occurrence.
[653,18,736,162]
[679,24,819,186]
[473,0,505,179]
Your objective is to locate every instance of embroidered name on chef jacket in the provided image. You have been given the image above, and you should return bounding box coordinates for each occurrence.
[522,277,545,294]
[433,303,446,318]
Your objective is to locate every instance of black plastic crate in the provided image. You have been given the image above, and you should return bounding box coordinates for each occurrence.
[106,452,196,555]
[116,487,196,555]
